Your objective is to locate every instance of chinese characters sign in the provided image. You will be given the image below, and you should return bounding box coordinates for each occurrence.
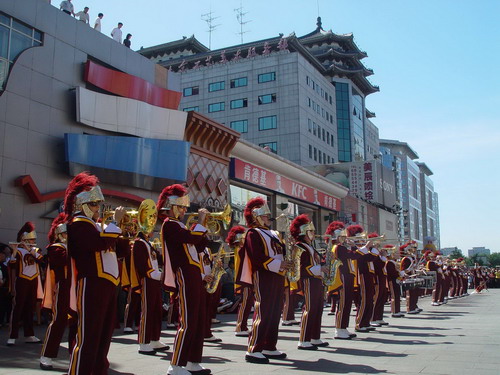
[231,158,340,211]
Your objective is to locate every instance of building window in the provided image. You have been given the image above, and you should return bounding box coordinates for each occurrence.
[183,86,199,97]
[208,81,225,92]
[259,142,277,153]
[258,72,276,83]
[412,176,418,198]
[183,106,199,112]
[258,115,277,130]
[313,122,317,136]
[258,93,276,105]
[313,147,317,162]
[208,102,225,112]
[0,12,43,90]
[413,208,420,239]
[230,120,248,133]
[317,125,321,139]
[309,144,312,158]
[335,82,351,162]
[322,128,325,141]
[327,131,330,145]
[308,119,312,133]
[230,98,248,109]
[428,189,433,209]
[230,77,247,88]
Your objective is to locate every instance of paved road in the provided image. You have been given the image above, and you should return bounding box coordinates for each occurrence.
[1,290,499,375]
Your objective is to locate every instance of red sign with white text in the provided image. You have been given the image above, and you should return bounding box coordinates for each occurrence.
[231,159,340,211]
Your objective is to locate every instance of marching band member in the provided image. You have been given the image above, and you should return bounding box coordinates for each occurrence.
[400,241,421,314]
[158,184,211,375]
[40,213,72,370]
[202,245,223,344]
[290,214,328,350]
[132,199,169,355]
[7,222,43,346]
[354,231,379,333]
[65,172,129,375]
[236,197,292,364]
[425,251,444,306]
[227,226,254,337]
[370,245,390,327]
[328,222,358,340]
[386,247,405,318]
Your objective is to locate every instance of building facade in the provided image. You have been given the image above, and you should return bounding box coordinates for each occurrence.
[139,17,379,167]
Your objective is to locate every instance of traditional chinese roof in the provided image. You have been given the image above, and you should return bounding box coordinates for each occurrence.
[365,108,376,118]
[139,17,379,96]
[138,35,210,60]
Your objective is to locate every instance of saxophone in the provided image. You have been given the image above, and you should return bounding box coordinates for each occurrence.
[323,245,342,286]
[276,214,304,283]
[206,245,226,294]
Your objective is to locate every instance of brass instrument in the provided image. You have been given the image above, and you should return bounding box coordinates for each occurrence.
[323,246,342,286]
[102,207,139,235]
[206,244,227,294]
[276,214,304,283]
[185,204,232,235]
[137,199,158,235]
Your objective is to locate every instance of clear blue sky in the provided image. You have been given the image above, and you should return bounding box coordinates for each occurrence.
[68,0,500,253]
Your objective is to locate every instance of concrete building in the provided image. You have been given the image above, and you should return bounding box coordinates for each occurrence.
[441,247,463,257]
[379,139,440,248]
[468,247,491,257]
[139,17,379,167]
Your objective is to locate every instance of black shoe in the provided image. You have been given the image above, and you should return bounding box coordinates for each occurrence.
[39,363,53,371]
[263,352,287,359]
[245,354,269,364]
[312,342,329,347]
[349,333,357,338]
[298,345,318,351]
[188,369,211,375]
[138,350,156,356]
[366,327,376,331]
[327,312,336,315]
[153,345,170,352]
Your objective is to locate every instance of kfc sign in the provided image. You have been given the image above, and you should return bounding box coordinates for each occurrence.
[231,158,340,211]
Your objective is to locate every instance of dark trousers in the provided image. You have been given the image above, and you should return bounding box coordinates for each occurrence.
[355,272,374,328]
[372,276,387,321]
[41,280,70,358]
[69,277,118,375]
[235,286,254,332]
[282,286,297,321]
[432,274,444,303]
[336,272,354,329]
[138,278,162,344]
[0,287,12,325]
[388,279,401,313]
[299,278,323,342]
[248,270,284,353]
[9,277,37,339]
[171,267,206,366]
[124,289,141,328]
[406,288,419,311]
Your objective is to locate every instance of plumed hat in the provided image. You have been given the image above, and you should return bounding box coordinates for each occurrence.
[290,214,315,240]
[17,221,36,242]
[368,232,379,239]
[243,197,269,226]
[157,184,189,212]
[346,224,364,237]
[226,225,246,246]
[48,212,68,243]
[64,172,103,217]
[325,221,344,236]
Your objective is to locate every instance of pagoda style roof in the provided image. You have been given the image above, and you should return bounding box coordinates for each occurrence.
[365,108,376,118]
[138,35,210,59]
[139,17,379,96]
[416,162,433,176]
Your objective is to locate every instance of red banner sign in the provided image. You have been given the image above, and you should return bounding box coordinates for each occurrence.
[231,159,340,211]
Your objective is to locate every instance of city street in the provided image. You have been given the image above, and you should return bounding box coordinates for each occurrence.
[1,290,499,375]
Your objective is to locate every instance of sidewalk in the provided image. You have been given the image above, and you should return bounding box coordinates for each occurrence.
[1,290,499,374]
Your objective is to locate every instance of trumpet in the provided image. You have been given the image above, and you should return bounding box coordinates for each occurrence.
[185,204,232,235]
[101,207,139,236]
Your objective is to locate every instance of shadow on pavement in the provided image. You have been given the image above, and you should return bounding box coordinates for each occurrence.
[377,331,445,338]
[362,337,430,345]
[333,347,407,358]
[388,325,451,331]
[273,357,388,373]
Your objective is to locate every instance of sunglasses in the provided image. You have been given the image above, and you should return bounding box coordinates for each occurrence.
[87,202,101,207]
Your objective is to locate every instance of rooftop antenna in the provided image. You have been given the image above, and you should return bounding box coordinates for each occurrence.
[317,0,320,17]
[201,6,220,49]
[234,0,250,44]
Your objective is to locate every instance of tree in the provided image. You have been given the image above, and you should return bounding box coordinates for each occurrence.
[466,254,484,266]
[488,253,500,267]
[449,248,463,259]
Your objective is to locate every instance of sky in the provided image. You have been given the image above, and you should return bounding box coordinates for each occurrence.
[68,0,500,253]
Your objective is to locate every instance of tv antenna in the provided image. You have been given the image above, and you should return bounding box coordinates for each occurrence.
[234,1,250,44]
[201,7,220,49]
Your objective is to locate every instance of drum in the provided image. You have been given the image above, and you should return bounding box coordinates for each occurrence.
[419,271,437,289]
[401,278,425,291]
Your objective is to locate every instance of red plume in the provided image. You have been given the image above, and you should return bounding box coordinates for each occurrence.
[157,184,187,213]
[48,213,68,243]
[244,197,266,226]
[63,172,99,217]
[226,225,246,245]
[17,222,35,242]
[325,221,344,236]
[384,244,395,249]
[346,224,364,237]
[290,214,310,240]
[368,232,379,238]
